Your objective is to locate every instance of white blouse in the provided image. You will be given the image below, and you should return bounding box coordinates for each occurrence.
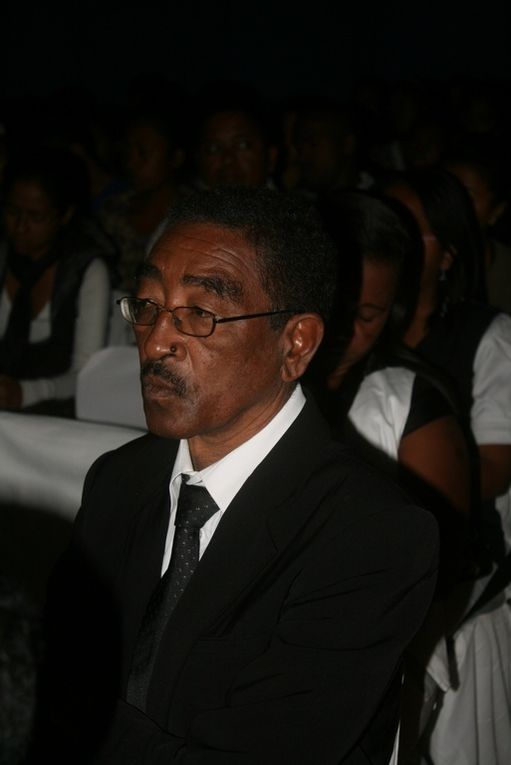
[471,312,511,447]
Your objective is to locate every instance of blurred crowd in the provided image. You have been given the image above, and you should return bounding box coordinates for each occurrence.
[1,74,511,416]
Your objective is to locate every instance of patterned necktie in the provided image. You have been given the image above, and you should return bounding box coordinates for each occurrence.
[126,480,219,710]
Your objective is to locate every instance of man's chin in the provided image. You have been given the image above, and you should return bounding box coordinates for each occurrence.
[143,401,190,441]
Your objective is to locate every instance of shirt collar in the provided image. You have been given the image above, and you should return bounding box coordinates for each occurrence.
[170,384,306,512]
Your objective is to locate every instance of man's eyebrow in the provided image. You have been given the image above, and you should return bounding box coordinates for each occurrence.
[182,274,244,303]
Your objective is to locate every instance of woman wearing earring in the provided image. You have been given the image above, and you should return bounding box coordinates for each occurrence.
[443,136,511,315]
[385,169,511,509]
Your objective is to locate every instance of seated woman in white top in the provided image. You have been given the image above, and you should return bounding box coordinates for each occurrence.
[308,191,471,530]
[0,146,111,416]
[386,168,511,515]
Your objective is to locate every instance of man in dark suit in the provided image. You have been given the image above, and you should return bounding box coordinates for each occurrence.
[34,187,438,764]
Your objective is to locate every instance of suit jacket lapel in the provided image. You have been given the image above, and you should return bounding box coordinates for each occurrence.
[116,437,179,680]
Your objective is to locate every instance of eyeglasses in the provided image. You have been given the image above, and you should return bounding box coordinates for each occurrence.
[117,297,301,338]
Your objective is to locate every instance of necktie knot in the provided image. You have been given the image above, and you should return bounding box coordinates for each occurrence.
[174,481,219,530]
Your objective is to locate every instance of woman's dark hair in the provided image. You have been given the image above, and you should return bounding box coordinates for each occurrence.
[394,168,486,308]
[317,189,423,353]
[2,145,90,215]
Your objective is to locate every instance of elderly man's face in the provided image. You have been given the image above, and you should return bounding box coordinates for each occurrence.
[135,223,292,465]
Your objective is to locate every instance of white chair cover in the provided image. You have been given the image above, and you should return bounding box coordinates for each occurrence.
[0,411,144,521]
[76,345,146,430]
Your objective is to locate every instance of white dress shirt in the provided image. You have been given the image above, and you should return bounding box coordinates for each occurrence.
[160,384,306,574]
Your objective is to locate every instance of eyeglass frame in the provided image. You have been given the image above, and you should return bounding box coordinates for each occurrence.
[117,296,303,338]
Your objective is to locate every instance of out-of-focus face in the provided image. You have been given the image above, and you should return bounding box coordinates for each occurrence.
[293,117,350,192]
[340,259,399,370]
[3,180,65,260]
[195,111,275,188]
[124,122,174,192]
[134,222,294,461]
[446,162,501,230]
[385,182,452,295]
[402,123,444,169]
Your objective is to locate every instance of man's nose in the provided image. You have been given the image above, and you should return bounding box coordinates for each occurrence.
[141,311,184,358]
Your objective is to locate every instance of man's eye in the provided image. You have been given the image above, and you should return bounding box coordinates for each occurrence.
[139,299,157,311]
[190,307,212,318]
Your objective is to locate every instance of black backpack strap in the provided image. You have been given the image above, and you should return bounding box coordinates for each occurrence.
[461,552,511,624]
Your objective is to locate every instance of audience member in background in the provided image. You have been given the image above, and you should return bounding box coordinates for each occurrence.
[348,77,393,179]
[190,85,278,190]
[0,147,111,416]
[305,192,474,760]
[54,106,127,215]
[291,96,373,198]
[97,107,186,290]
[32,85,128,217]
[385,169,511,510]
[309,190,471,526]
[271,97,302,191]
[444,137,511,314]
[385,168,511,765]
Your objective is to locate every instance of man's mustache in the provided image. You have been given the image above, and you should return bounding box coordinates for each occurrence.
[140,359,187,397]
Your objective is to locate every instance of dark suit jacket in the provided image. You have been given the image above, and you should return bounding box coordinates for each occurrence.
[35,397,438,764]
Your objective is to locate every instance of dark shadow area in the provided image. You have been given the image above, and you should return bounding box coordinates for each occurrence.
[0,503,73,610]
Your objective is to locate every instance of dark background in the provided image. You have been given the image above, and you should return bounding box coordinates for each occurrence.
[3,1,511,104]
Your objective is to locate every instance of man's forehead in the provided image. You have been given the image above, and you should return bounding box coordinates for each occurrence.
[153,222,252,258]
[140,222,261,301]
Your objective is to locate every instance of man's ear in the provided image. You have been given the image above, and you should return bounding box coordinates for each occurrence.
[280,314,324,382]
